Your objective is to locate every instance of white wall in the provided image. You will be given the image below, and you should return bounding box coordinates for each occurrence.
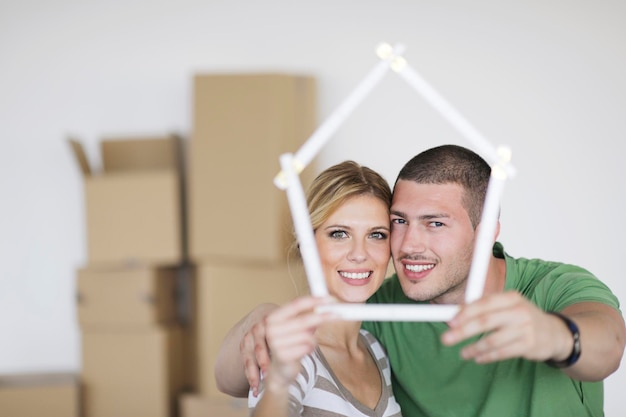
[1,0,624,414]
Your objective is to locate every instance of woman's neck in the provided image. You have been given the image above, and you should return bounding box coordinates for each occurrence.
[315,320,363,353]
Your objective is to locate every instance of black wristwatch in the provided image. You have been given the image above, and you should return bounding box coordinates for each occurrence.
[545,311,581,368]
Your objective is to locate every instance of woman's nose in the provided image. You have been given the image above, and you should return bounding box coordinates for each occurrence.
[347,240,367,262]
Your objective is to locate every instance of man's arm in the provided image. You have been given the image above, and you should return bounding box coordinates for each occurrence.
[214,303,279,397]
[442,292,626,381]
[557,301,625,381]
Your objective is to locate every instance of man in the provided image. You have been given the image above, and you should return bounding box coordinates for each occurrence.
[215,144,625,416]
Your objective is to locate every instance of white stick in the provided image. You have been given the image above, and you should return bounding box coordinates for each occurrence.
[464,163,508,303]
[397,65,517,178]
[275,42,517,321]
[318,303,459,322]
[279,153,328,297]
[274,44,404,189]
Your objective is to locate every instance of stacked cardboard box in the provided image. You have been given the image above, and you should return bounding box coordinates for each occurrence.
[180,394,248,417]
[0,372,79,417]
[182,74,316,415]
[69,136,185,266]
[70,135,193,417]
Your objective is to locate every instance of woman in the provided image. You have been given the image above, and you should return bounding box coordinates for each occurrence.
[249,161,402,417]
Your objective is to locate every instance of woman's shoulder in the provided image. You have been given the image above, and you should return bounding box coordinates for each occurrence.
[359,328,389,360]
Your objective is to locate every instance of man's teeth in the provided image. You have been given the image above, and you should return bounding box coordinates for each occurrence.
[405,264,435,272]
[339,271,371,279]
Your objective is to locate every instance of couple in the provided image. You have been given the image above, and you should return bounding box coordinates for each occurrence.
[215,144,625,417]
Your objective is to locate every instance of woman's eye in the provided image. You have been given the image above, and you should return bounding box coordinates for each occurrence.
[330,230,348,239]
[370,231,388,240]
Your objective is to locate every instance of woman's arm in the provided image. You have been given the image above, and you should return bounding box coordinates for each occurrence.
[250,296,336,417]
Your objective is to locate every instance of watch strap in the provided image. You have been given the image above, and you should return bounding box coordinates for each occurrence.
[545,311,581,368]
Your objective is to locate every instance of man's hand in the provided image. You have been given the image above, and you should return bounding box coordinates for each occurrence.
[241,307,272,397]
[441,291,626,381]
[442,291,572,363]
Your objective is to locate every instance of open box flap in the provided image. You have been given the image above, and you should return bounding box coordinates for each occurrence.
[67,138,92,177]
[100,134,181,173]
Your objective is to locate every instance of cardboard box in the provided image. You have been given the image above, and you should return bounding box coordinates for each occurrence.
[77,265,182,328]
[81,326,191,417]
[188,74,316,264]
[193,262,307,398]
[180,394,248,417]
[0,372,79,417]
[69,135,185,266]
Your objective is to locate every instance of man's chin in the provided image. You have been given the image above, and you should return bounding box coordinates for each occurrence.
[398,279,433,303]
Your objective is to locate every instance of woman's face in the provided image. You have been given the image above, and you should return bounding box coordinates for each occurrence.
[314,195,391,303]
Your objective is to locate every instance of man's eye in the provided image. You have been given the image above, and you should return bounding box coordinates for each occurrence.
[391,218,406,225]
[330,230,348,239]
[429,221,444,228]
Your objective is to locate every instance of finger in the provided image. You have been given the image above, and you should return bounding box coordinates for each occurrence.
[240,331,262,395]
[443,293,529,345]
[265,298,338,350]
[266,311,336,364]
[252,320,272,373]
[267,309,337,340]
[450,292,524,326]
[244,355,262,396]
[268,296,336,322]
[467,309,570,363]
[443,308,528,346]
[271,336,318,364]
[460,324,531,363]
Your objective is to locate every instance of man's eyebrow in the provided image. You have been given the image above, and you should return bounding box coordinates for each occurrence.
[420,213,450,220]
[390,209,405,218]
[390,210,450,220]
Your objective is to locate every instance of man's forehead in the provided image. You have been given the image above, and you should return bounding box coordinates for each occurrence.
[392,180,464,198]
[391,181,465,213]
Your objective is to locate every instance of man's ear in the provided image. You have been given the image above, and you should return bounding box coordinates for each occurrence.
[493,220,501,240]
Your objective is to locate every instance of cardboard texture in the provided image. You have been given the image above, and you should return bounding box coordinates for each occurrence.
[77,265,181,328]
[0,372,79,417]
[188,74,317,264]
[193,262,307,398]
[180,395,248,417]
[69,135,184,266]
[81,326,190,417]
[101,136,180,173]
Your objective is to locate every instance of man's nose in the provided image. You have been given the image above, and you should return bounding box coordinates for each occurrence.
[401,226,427,254]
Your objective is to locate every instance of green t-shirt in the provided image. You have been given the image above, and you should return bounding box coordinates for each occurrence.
[363,242,621,417]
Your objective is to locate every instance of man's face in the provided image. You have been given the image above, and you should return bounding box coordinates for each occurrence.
[390,180,476,304]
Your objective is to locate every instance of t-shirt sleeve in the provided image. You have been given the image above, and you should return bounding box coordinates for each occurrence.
[530,264,621,313]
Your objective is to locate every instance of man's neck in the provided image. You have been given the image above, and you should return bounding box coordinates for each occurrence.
[482,256,507,296]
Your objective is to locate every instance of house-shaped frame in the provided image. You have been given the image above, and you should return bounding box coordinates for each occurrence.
[275,43,516,321]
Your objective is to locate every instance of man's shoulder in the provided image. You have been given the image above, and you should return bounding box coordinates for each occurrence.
[499,242,594,283]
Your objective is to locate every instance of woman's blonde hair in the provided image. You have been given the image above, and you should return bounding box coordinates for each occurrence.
[290,160,392,256]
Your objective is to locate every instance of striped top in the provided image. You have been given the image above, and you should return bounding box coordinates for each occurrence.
[249,329,403,417]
